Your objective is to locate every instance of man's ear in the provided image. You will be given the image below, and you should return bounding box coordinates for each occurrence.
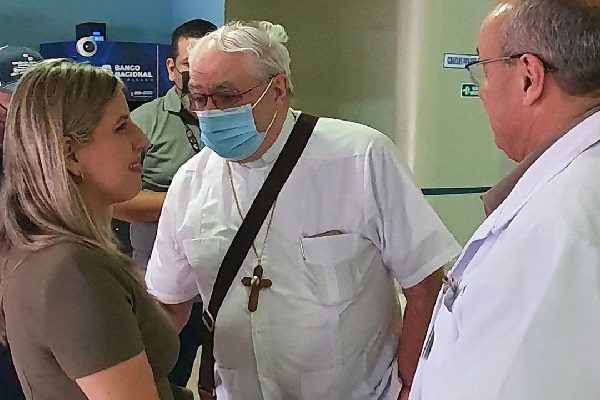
[520,54,546,107]
[272,74,289,103]
[166,57,177,82]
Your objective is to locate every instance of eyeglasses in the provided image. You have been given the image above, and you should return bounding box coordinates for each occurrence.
[465,53,557,86]
[189,82,265,110]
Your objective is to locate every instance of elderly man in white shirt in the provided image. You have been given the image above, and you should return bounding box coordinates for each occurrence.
[411,1,600,399]
[146,20,460,400]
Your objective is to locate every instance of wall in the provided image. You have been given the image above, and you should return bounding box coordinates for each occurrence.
[398,0,505,243]
[173,0,225,28]
[323,1,400,138]
[0,0,173,49]
[224,0,398,135]
[225,0,340,119]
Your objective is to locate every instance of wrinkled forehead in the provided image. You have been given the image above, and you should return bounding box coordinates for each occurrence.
[189,48,261,92]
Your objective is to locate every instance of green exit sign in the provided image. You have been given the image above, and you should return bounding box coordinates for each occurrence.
[461,83,479,98]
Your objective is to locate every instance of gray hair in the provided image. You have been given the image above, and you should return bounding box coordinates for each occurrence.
[501,0,600,96]
[188,20,294,94]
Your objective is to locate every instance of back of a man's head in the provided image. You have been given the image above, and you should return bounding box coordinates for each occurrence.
[501,0,600,97]
[0,45,43,94]
[171,19,217,60]
[0,45,43,147]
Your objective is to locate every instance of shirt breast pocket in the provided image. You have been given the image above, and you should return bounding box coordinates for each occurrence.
[300,233,371,306]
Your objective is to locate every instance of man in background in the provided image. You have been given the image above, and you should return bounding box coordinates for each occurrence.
[0,44,43,400]
[113,18,217,388]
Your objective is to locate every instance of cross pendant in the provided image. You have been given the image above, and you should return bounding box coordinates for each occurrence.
[241,265,272,312]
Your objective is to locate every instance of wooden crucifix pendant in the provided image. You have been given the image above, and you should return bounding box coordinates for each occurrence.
[241,265,272,312]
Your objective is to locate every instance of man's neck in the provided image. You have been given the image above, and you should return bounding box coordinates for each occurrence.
[523,98,600,161]
[173,83,183,98]
[482,99,600,215]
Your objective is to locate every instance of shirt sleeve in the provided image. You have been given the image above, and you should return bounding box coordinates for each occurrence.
[43,247,144,380]
[145,168,199,304]
[130,104,154,140]
[364,136,461,288]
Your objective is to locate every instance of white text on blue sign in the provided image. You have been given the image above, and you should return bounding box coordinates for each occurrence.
[444,53,479,69]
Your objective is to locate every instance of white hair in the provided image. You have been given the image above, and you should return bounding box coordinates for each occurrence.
[188,20,294,94]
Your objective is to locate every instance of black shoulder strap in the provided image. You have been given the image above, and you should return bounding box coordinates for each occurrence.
[168,107,202,154]
[198,113,319,399]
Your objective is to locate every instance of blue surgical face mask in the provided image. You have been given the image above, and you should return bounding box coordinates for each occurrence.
[195,80,277,161]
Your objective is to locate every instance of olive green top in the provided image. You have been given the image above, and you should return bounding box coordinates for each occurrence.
[3,242,185,400]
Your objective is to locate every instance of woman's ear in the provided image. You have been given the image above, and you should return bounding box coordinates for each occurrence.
[63,136,83,179]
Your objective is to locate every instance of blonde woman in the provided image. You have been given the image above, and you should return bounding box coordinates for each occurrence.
[0,59,191,400]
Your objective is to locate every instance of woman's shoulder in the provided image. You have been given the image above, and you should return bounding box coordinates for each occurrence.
[6,241,136,299]
[10,240,106,263]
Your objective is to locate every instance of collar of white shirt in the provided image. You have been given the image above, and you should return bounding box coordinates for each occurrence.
[490,110,600,234]
[241,108,299,169]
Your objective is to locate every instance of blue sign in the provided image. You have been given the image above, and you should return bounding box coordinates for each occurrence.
[40,41,172,101]
[443,53,479,69]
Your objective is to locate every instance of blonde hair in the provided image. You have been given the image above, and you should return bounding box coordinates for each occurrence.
[0,59,140,336]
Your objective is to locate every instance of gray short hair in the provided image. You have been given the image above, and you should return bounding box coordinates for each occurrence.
[189,20,293,94]
[501,0,600,96]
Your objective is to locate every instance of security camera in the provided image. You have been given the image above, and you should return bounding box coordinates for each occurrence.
[76,36,97,57]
